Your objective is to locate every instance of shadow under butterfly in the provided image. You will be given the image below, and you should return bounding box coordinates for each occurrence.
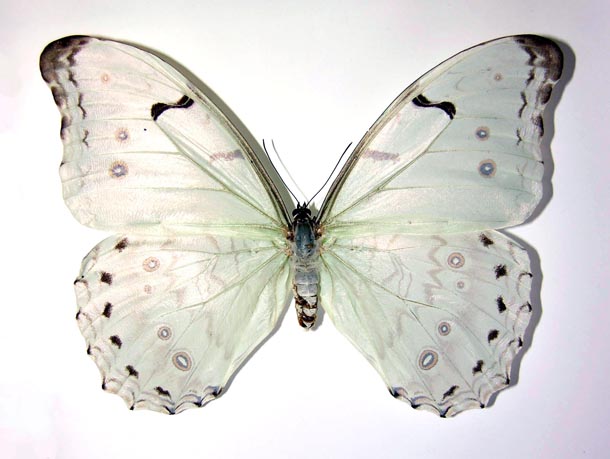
[40,34,564,417]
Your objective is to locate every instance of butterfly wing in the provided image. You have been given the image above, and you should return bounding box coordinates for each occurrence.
[76,234,290,414]
[40,36,292,412]
[318,36,563,416]
[41,36,290,238]
[318,35,562,236]
[320,231,532,417]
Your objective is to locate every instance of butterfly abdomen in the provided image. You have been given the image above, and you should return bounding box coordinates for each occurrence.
[290,206,320,329]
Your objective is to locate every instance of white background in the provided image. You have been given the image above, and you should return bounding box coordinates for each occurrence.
[1,1,608,458]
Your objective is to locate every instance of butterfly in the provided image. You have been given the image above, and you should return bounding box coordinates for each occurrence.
[40,34,563,417]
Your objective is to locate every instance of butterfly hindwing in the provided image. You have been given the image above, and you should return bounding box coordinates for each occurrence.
[320,231,532,416]
[75,234,291,413]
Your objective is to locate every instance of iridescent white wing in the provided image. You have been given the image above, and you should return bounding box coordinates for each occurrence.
[317,36,563,416]
[318,35,562,237]
[76,234,290,414]
[40,36,290,238]
[320,231,532,417]
[40,36,292,412]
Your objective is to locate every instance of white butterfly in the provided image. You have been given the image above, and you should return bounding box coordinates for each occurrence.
[40,35,562,417]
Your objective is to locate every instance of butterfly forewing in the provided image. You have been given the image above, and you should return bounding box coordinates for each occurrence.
[41,36,290,238]
[318,35,562,236]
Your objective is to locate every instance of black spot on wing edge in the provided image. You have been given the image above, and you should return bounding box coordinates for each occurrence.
[126,365,139,378]
[472,360,484,374]
[155,386,171,397]
[151,95,194,121]
[494,264,507,279]
[100,271,113,285]
[479,233,494,247]
[115,237,128,252]
[109,335,122,348]
[102,302,113,318]
[496,296,507,313]
[442,385,458,400]
[487,329,499,343]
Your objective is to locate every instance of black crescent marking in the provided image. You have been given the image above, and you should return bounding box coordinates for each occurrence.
[479,233,494,247]
[494,264,507,279]
[126,365,139,378]
[114,237,128,252]
[487,329,499,343]
[102,302,113,318]
[412,94,456,119]
[109,335,122,348]
[155,386,171,397]
[151,95,194,121]
[442,385,459,400]
[100,271,113,285]
[472,360,484,374]
[496,296,507,313]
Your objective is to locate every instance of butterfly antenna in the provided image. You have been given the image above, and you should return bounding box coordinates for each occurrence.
[306,142,352,207]
[262,139,300,205]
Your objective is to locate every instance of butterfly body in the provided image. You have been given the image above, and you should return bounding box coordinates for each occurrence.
[290,205,321,328]
[41,34,562,416]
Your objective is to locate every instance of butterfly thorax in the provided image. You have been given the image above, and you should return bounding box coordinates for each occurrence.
[290,205,320,329]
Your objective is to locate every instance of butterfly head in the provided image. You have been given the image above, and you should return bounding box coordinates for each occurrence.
[291,203,312,221]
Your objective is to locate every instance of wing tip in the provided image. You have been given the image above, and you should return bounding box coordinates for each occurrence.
[40,35,91,83]
[513,35,564,82]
